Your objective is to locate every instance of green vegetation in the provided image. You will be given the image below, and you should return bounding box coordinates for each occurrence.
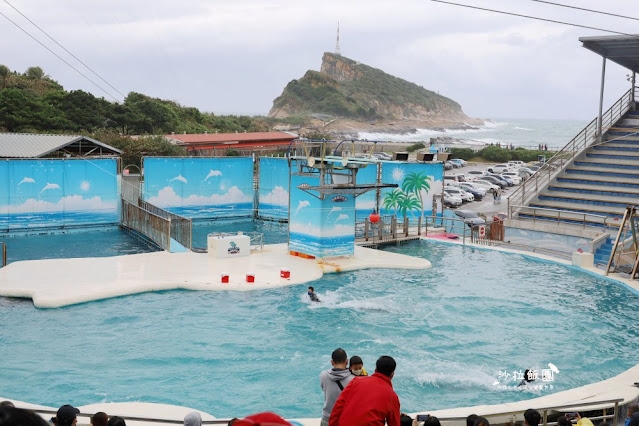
[271,53,463,120]
[0,64,271,135]
[406,142,426,153]
[450,146,550,163]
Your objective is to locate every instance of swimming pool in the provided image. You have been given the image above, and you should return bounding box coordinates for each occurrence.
[0,236,638,419]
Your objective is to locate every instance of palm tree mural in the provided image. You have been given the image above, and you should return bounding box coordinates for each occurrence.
[382,188,403,216]
[397,192,421,220]
[401,172,431,222]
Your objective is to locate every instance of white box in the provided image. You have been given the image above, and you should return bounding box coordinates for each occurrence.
[207,234,250,258]
[572,251,594,268]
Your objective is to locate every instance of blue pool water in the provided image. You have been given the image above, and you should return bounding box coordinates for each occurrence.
[1,229,638,419]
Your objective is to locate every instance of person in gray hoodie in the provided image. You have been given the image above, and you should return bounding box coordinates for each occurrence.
[319,348,355,426]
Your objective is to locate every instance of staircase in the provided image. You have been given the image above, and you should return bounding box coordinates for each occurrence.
[594,236,614,266]
[508,88,639,228]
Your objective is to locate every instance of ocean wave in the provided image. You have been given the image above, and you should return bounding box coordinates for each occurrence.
[515,126,534,131]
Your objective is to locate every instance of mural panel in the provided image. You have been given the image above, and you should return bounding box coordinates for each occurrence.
[0,158,119,231]
[258,157,289,221]
[354,163,379,222]
[143,157,254,219]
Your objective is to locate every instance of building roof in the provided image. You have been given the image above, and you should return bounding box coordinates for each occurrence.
[0,133,122,158]
[580,34,639,73]
[166,131,297,145]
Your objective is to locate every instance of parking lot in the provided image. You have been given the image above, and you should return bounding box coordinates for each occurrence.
[443,162,514,219]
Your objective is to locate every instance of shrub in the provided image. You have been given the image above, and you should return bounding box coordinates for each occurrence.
[406,142,425,153]
[450,148,474,160]
[477,146,510,162]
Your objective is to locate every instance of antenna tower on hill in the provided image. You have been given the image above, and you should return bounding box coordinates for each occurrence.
[335,22,341,55]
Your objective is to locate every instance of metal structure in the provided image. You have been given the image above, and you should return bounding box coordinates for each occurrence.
[138,199,192,250]
[121,199,171,251]
[605,205,639,278]
[1,241,6,267]
[335,21,341,55]
[0,133,122,158]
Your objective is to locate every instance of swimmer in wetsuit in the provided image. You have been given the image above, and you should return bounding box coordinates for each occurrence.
[308,286,320,302]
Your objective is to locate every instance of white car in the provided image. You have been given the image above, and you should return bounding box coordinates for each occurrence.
[460,182,487,197]
[443,191,463,207]
[444,187,474,202]
[488,164,511,173]
[466,170,488,179]
[474,179,500,193]
[507,160,525,169]
[501,172,522,185]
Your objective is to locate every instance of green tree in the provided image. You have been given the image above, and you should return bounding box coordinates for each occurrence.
[0,65,10,89]
[382,188,403,216]
[401,172,431,222]
[397,191,420,220]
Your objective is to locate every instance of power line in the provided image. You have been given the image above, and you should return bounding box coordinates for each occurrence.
[4,0,126,99]
[429,0,639,38]
[526,0,639,22]
[0,8,121,102]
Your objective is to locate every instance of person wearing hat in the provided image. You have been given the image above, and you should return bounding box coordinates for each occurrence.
[53,405,80,426]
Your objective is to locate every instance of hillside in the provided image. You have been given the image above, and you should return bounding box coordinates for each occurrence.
[269,53,474,128]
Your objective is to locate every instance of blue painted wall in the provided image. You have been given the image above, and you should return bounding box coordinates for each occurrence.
[0,158,119,231]
[258,157,289,221]
[143,157,254,219]
[354,163,379,222]
[289,166,355,258]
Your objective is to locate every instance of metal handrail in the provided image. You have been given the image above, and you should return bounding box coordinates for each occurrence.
[1,241,6,267]
[508,204,613,229]
[423,397,623,425]
[138,199,192,250]
[508,87,637,219]
[121,199,172,251]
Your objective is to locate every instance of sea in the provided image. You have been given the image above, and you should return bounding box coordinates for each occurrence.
[358,118,589,150]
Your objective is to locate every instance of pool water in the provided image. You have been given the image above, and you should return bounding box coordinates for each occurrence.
[1,228,638,418]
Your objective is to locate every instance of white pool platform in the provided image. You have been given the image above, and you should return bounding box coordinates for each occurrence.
[0,243,431,308]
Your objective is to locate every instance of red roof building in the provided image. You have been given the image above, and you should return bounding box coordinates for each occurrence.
[165,131,298,155]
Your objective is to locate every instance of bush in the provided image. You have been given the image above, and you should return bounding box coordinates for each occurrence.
[406,142,426,153]
[477,146,510,162]
[510,148,545,163]
[449,148,475,160]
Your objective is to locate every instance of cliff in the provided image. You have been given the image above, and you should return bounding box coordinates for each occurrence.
[269,52,470,125]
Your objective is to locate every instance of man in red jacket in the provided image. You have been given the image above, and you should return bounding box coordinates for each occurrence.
[329,355,400,426]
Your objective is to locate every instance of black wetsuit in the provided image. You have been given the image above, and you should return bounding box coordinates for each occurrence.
[309,292,320,302]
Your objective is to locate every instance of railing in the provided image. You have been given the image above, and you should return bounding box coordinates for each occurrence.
[247,231,264,251]
[508,87,637,219]
[429,397,622,426]
[138,199,192,250]
[509,205,612,229]
[121,199,171,251]
[357,215,415,245]
[0,241,6,267]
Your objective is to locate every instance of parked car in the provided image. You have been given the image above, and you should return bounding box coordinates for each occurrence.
[474,179,500,193]
[501,172,522,185]
[460,182,487,196]
[517,167,533,180]
[487,164,511,174]
[372,153,392,161]
[449,158,467,167]
[444,162,454,170]
[453,209,486,226]
[466,170,488,179]
[459,183,484,200]
[507,160,525,169]
[529,165,541,172]
[485,173,512,187]
[481,175,507,189]
[444,187,474,202]
[443,191,463,207]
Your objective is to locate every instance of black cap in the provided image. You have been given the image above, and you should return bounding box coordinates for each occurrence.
[56,405,80,423]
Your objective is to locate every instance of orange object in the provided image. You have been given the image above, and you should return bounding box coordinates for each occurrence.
[369,212,380,223]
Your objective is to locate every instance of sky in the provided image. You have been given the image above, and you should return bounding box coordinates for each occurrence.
[0,0,637,120]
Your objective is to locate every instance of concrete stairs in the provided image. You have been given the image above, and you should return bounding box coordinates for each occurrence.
[519,109,639,228]
[594,236,614,267]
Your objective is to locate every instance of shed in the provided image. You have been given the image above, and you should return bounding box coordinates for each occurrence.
[0,133,122,158]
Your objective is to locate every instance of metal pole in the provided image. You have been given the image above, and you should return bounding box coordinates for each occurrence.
[633,73,637,109]
[597,56,607,142]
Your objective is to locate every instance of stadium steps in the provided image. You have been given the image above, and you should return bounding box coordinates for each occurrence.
[594,237,614,267]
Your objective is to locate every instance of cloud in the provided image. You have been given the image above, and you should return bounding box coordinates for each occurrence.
[18,177,35,186]
[260,185,288,206]
[0,195,116,214]
[80,181,91,191]
[290,221,354,237]
[169,174,188,184]
[40,183,60,193]
[295,200,310,215]
[205,169,223,181]
[146,185,252,207]
[335,214,349,222]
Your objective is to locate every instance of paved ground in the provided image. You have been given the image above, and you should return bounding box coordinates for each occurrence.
[443,162,511,219]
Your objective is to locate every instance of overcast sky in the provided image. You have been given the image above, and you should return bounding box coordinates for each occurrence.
[0,0,637,120]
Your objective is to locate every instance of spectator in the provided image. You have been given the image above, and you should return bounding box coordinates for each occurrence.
[91,412,109,426]
[349,356,368,377]
[474,417,490,426]
[232,412,292,425]
[107,416,126,426]
[227,419,238,426]
[329,355,400,426]
[399,414,413,426]
[557,415,572,426]
[524,409,541,426]
[0,402,14,409]
[184,412,202,426]
[53,405,80,426]
[320,348,354,426]
[423,416,441,426]
[467,414,479,426]
[628,406,639,426]
[0,406,48,426]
